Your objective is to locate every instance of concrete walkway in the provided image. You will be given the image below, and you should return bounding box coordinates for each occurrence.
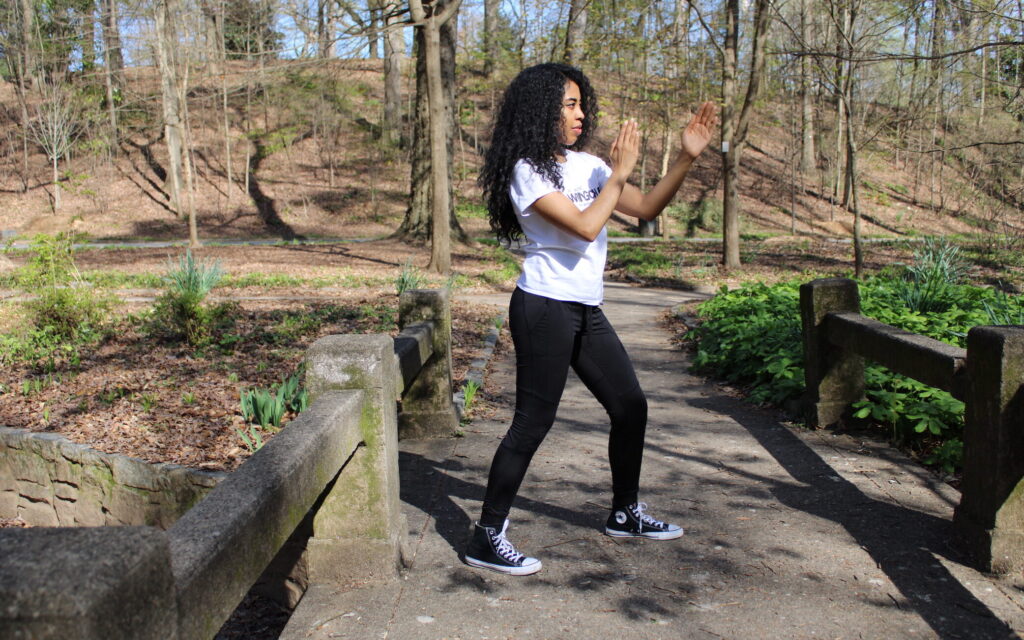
[282,283,1024,640]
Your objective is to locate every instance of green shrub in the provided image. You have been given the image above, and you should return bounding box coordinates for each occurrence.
[688,277,1024,472]
[1,233,111,365]
[150,251,226,346]
[890,237,970,313]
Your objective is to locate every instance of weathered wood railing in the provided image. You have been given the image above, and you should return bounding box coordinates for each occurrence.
[801,278,1024,574]
[0,288,458,639]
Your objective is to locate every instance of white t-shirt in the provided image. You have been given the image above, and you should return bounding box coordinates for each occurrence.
[509,150,612,305]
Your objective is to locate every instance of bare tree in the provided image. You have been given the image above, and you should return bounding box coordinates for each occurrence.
[155,0,200,247]
[29,82,82,211]
[395,0,465,245]
[713,0,772,269]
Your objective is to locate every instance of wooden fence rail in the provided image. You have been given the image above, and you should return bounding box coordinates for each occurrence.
[800,278,1024,574]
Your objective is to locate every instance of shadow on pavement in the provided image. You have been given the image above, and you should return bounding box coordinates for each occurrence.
[688,395,1020,640]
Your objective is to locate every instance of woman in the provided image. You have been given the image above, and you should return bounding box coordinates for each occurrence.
[465,63,717,576]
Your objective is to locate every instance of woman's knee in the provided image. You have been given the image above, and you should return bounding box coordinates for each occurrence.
[609,386,647,426]
[501,406,558,453]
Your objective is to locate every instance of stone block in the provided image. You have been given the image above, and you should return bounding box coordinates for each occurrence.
[0,451,14,493]
[73,493,106,527]
[29,433,64,461]
[53,496,78,526]
[102,489,148,526]
[0,427,30,449]
[58,438,90,463]
[11,455,53,486]
[109,454,163,492]
[0,527,176,639]
[19,499,59,527]
[17,479,52,504]
[0,489,17,518]
[304,336,404,584]
[52,480,78,502]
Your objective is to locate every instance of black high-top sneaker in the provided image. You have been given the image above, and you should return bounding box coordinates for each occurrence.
[463,519,542,576]
[605,502,683,540]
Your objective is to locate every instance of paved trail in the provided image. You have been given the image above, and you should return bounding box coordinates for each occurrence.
[283,283,1024,640]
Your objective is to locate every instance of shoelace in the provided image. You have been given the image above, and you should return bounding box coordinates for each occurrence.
[491,524,525,563]
[632,502,666,529]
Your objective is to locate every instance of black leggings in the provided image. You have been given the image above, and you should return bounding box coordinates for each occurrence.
[479,288,648,527]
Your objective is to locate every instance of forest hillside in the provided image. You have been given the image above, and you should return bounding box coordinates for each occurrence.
[0,1,1021,258]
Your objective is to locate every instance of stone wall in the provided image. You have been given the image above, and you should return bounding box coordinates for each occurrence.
[0,427,224,529]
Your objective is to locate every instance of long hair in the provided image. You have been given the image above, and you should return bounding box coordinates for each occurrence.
[478,63,599,243]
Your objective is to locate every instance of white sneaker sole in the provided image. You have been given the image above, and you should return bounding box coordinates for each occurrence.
[464,555,542,576]
[604,526,684,540]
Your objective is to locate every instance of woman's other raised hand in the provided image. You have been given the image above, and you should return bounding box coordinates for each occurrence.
[609,118,640,179]
[680,102,718,162]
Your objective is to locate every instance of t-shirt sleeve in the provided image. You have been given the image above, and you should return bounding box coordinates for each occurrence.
[510,160,559,215]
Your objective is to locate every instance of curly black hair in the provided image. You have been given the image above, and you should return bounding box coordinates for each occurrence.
[478,63,599,243]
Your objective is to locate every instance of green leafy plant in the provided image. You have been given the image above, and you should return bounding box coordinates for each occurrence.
[687,277,1024,472]
[150,250,227,346]
[182,391,197,405]
[240,387,286,429]
[395,260,426,295]
[138,392,158,412]
[462,379,481,416]
[236,424,264,454]
[3,234,112,365]
[891,237,970,313]
[239,367,308,429]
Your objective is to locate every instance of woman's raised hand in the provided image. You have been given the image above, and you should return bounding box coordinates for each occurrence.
[680,101,718,161]
[609,118,640,178]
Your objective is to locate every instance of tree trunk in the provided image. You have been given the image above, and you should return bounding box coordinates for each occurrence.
[846,98,862,278]
[52,155,61,211]
[483,0,499,76]
[156,0,185,217]
[720,0,769,270]
[408,0,463,274]
[721,0,740,269]
[382,0,404,146]
[563,0,587,65]
[316,0,334,58]
[21,0,36,85]
[103,0,124,80]
[799,0,815,173]
[395,2,466,244]
[102,27,118,149]
[367,0,381,59]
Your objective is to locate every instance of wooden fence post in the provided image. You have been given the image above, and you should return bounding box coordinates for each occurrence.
[799,278,864,427]
[954,325,1024,574]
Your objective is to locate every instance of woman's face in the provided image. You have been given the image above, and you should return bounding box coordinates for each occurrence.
[559,80,585,146]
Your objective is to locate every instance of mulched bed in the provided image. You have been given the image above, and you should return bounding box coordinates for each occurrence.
[0,291,502,472]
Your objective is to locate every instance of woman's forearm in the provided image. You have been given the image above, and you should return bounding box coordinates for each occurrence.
[622,152,695,221]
